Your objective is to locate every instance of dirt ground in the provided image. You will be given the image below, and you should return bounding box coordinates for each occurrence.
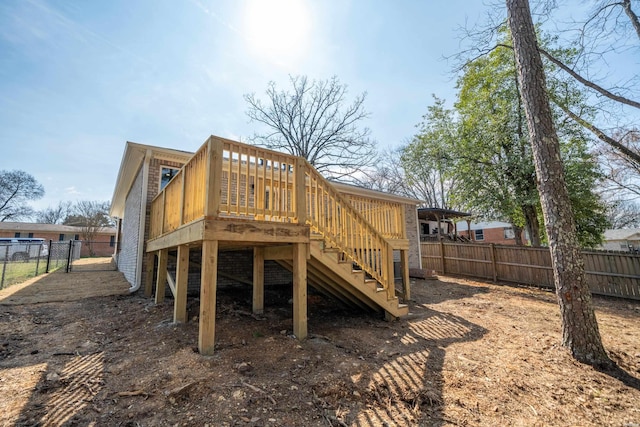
[0,260,639,427]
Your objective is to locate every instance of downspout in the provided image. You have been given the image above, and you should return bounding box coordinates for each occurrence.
[131,149,152,293]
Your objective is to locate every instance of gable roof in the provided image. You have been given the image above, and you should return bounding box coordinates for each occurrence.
[110,141,193,218]
[603,228,640,241]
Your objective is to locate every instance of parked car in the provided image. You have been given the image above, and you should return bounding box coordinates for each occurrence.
[0,238,49,261]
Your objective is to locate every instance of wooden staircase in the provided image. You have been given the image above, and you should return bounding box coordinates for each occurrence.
[275,237,408,318]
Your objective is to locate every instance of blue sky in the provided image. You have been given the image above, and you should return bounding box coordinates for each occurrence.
[0,0,490,210]
[1,1,636,212]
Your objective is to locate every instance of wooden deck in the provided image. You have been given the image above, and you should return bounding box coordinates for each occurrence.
[145,136,411,354]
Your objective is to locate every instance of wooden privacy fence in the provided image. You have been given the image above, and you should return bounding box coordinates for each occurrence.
[421,241,640,300]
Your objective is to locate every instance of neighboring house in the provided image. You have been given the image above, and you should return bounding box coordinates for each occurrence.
[456,220,528,245]
[599,229,640,252]
[0,222,116,257]
[110,136,423,354]
[418,208,471,241]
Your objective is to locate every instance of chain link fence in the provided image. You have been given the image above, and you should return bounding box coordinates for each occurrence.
[0,240,81,289]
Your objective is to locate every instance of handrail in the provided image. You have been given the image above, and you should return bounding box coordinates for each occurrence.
[303,160,396,300]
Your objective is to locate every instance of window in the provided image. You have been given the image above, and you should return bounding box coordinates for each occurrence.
[474,229,484,241]
[59,234,65,241]
[110,235,115,247]
[503,227,515,239]
[421,223,430,235]
[14,232,20,238]
[74,234,80,240]
[160,167,179,190]
[28,233,34,238]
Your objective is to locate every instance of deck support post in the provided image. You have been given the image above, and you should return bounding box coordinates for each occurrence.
[292,242,308,340]
[253,246,265,314]
[144,252,156,297]
[174,245,189,323]
[155,248,168,304]
[400,249,410,301]
[199,240,219,355]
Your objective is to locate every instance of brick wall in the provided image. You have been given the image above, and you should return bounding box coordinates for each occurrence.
[159,248,293,296]
[404,204,421,269]
[459,227,523,245]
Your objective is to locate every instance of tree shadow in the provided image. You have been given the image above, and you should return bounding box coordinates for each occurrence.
[409,277,491,306]
[322,307,488,427]
[597,357,640,392]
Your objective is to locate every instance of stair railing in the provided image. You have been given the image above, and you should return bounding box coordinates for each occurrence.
[303,161,396,300]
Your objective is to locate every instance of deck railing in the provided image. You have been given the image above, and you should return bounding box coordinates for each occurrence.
[343,195,405,240]
[149,136,398,300]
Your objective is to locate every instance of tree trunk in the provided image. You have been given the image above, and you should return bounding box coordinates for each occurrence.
[506,0,611,366]
[513,224,524,246]
[522,204,541,246]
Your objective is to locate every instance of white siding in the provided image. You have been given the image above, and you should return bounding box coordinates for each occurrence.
[118,167,144,286]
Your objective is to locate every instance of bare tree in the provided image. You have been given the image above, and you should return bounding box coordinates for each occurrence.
[245,75,376,179]
[606,199,640,228]
[35,201,73,224]
[0,170,44,222]
[64,201,113,256]
[360,148,407,195]
[507,0,611,366]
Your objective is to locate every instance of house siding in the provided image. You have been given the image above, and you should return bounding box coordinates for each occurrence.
[119,166,144,286]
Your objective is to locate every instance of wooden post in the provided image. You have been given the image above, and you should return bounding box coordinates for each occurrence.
[199,240,219,355]
[155,249,168,304]
[386,243,396,300]
[144,252,155,297]
[490,243,497,283]
[160,191,166,235]
[295,158,307,225]
[253,246,265,314]
[174,245,189,323]
[440,239,446,275]
[205,138,223,218]
[179,170,186,226]
[400,249,410,301]
[292,243,308,340]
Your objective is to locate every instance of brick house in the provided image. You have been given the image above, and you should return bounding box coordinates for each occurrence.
[456,220,529,245]
[0,222,116,257]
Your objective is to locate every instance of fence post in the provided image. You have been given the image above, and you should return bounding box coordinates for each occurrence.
[490,243,497,283]
[1,245,8,289]
[35,244,42,277]
[439,239,446,275]
[46,240,52,273]
[66,240,73,273]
